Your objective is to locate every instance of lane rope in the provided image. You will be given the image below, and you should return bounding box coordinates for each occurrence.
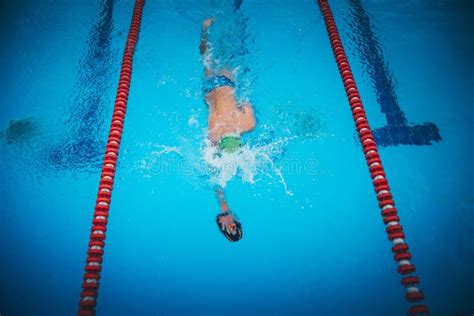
[78,0,145,315]
[316,1,429,314]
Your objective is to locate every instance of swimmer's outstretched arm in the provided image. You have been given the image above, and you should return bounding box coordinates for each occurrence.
[216,187,230,213]
[215,187,243,242]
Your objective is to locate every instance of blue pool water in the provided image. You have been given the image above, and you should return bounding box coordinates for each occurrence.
[1,0,473,315]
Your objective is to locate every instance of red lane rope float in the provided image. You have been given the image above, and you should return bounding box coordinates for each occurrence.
[317,1,428,314]
[78,1,145,315]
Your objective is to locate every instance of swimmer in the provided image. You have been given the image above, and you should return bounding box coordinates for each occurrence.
[200,17,255,242]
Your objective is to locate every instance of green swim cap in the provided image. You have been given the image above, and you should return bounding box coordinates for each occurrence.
[218,135,242,153]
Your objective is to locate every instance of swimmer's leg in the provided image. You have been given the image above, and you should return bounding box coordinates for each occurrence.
[200,18,237,81]
[200,17,216,77]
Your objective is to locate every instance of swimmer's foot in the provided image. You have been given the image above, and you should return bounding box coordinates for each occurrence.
[200,17,215,56]
[202,17,215,32]
[216,210,242,242]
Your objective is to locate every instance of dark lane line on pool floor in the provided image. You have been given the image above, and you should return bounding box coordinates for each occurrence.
[49,0,116,170]
[349,0,442,147]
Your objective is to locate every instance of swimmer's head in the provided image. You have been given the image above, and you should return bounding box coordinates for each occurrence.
[216,211,242,242]
[218,135,242,154]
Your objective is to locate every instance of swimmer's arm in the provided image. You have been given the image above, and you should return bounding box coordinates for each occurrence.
[242,102,254,116]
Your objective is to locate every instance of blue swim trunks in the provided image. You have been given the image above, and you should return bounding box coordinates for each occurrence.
[203,75,235,95]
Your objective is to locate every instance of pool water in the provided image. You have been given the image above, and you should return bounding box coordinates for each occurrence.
[1,0,473,315]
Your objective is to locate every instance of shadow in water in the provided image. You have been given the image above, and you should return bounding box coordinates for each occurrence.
[1,118,39,144]
[348,0,441,147]
[49,0,116,171]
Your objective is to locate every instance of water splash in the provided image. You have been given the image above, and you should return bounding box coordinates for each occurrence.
[202,136,295,195]
[132,131,297,196]
[260,148,293,196]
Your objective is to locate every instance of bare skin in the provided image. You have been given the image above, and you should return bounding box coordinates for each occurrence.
[216,189,239,239]
[200,18,256,144]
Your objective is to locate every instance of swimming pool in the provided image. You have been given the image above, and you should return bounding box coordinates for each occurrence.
[1,0,473,314]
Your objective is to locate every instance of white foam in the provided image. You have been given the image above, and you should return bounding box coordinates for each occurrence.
[202,136,296,195]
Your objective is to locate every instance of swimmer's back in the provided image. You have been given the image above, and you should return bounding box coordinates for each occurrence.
[207,87,255,143]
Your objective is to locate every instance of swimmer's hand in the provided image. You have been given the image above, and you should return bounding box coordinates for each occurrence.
[216,211,243,242]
